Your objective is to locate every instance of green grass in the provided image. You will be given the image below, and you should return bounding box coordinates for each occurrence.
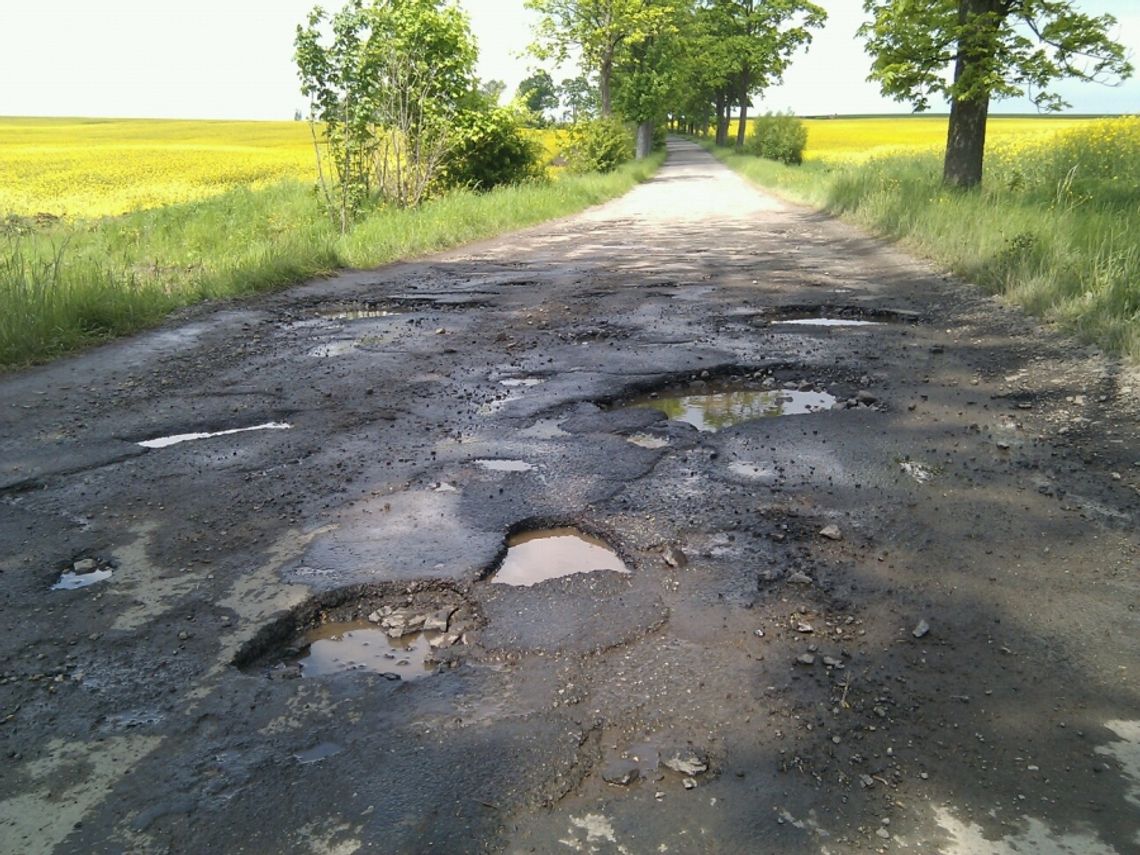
[0,152,664,368]
[697,117,1140,361]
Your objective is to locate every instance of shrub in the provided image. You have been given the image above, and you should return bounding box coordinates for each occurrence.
[749,111,808,165]
[564,117,634,174]
[442,107,546,191]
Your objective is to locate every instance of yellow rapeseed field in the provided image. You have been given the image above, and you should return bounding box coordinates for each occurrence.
[1,117,313,218]
[800,115,1101,162]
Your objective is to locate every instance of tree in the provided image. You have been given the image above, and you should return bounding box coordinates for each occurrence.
[703,0,826,149]
[558,75,599,121]
[861,1,1133,188]
[295,0,477,224]
[478,78,507,104]
[526,0,675,117]
[516,69,559,121]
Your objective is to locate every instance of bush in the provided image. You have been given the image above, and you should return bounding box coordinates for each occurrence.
[749,111,808,165]
[564,117,634,174]
[442,107,545,192]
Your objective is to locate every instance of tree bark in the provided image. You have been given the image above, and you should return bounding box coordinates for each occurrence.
[714,91,728,147]
[599,55,613,117]
[943,93,989,187]
[735,79,750,150]
[943,0,1000,188]
[636,121,653,159]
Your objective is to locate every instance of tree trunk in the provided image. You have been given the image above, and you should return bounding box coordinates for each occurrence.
[599,56,613,117]
[636,121,653,159]
[942,0,1000,188]
[943,93,989,188]
[714,92,728,147]
[735,89,749,150]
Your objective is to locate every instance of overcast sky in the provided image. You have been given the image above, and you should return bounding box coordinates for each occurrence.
[1,0,1136,121]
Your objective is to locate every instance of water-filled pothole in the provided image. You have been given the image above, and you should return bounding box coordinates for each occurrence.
[137,422,291,449]
[475,459,534,473]
[623,385,836,432]
[759,306,919,327]
[319,301,408,321]
[492,528,628,587]
[235,584,476,680]
[290,620,440,680]
[52,567,113,590]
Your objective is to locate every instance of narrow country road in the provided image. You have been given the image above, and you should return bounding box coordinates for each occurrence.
[1,139,1138,854]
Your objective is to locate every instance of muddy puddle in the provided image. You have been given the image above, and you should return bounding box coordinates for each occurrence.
[291,620,440,680]
[137,422,291,449]
[774,317,881,327]
[492,528,628,586]
[623,385,836,431]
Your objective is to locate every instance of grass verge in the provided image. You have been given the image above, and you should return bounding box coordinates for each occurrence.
[697,118,1140,361]
[0,151,664,368]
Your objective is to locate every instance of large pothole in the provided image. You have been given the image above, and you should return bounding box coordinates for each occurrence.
[756,305,921,328]
[234,583,477,681]
[490,527,629,587]
[617,372,839,432]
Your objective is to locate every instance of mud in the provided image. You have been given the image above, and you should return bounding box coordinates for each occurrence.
[1,139,1138,854]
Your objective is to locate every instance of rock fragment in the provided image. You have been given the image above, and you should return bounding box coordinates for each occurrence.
[912,619,931,639]
[819,524,842,541]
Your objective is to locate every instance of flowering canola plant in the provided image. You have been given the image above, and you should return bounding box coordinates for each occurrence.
[0,118,314,219]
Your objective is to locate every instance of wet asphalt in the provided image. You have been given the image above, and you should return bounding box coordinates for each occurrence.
[1,138,1138,854]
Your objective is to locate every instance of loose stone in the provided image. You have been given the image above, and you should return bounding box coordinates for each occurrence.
[912,619,931,639]
[819,525,842,541]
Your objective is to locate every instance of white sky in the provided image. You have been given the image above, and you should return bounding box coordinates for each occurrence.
[0,0,1135,121]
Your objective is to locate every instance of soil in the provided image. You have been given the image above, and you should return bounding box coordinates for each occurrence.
[1,139,1138,854]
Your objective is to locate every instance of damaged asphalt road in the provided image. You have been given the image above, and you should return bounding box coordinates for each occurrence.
[1,138,1138,854]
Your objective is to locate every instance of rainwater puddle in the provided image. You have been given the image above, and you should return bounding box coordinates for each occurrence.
[492,528,628,587]
[899,460,940,484]
[774,318,881,327]
[624,387,836,432]
[52,568,113,590]
[475,459,534,473]
[294,742,344,764]
[320,302,405,321]
[499,377,545,388]
[309,341,358,358]
[520,419,569,439]
[728,461,775,480]
[138,422,291,449]
[627,433,669,449]
[294,620,439,680]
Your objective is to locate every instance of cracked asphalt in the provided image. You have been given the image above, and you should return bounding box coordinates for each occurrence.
[1,138,1138,854]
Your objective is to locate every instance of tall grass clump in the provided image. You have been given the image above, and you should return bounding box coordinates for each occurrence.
[0,153,663,368]
[702,116,1140,360]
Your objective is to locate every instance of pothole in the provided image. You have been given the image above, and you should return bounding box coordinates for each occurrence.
[627,433,670,449]
[759,305,919,327]
[289,620,442,680]
[621,381,836,432]
[499,377,545,388]
[235,584,476,681]
[317,301,408,321]
[52,559,113,591]
[475,459,534,473]
[491,527,629,587]
[137,421,291,449]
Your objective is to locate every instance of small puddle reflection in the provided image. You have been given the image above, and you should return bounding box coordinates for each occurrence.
[475,459,534,473]
[321,305,405,323]
[52,568,113,590]
[295,621,439,679]
[492,528,628,587]
[774,318,881,327]
[499,377,545,388]
[625,388,835,432]
[728,461,775,480]
[138,422,291,449]
[294,742,344,764]
[627,433,669,449]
